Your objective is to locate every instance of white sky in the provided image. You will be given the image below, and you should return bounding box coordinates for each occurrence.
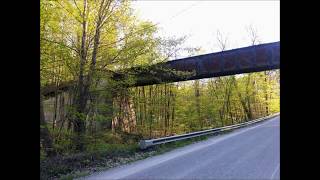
[132,0,280,56]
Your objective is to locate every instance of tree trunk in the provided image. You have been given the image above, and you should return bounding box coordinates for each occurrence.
[264,71,269,115]
[170,87,175,134]
[194,80,202,129]
[72,0,88,152]
[149,86,153,138]
[233,79,252,121]
[164,84,167,136]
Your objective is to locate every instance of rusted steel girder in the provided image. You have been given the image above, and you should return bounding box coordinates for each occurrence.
[119,41,280,86]
[42,41,279,96]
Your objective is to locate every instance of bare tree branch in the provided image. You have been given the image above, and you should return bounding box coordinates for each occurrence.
[216,30,228,51]
[98,0,118,30]
[99,23,157,48]
[246,24,260,45]
[56,0,82,24]
[41,37,79,53]
[72,0,83,17]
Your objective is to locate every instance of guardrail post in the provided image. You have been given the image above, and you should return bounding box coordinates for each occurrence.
[139,140,153,150]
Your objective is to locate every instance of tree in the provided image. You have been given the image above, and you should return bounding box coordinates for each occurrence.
[214,30,235,125]
[41,0,162,151]
[40,1,280,159]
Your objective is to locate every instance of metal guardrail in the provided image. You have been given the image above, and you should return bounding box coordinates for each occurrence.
[139,113,280,149]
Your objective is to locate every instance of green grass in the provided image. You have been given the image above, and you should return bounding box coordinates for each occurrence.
[40,128,241,180]
[41,134,215,180]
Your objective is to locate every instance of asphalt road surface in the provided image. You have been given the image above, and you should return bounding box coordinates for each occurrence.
[81,115,280,180]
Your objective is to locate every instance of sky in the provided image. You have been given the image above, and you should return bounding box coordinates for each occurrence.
[131,1,280,57]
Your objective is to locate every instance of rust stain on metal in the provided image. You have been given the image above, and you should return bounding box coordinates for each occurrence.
[204,56,221,73]
[238,49,254,69]
[256,47,270,67]
[272,45,280,65]
[223,52,237,71]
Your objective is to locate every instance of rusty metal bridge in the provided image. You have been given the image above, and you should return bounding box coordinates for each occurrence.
[42,41,279,97]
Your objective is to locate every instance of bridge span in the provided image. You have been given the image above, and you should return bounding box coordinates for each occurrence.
[42,41,279,97]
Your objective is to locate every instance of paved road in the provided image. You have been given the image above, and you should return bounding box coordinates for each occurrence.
[81,116,280,180]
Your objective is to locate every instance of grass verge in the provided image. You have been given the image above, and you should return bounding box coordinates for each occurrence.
[41,117,272,180]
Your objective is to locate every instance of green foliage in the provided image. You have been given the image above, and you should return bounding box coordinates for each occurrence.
[40,126,231,180]
[131,71,279,138]
[40,139,139,179]
[40,1,279,179]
